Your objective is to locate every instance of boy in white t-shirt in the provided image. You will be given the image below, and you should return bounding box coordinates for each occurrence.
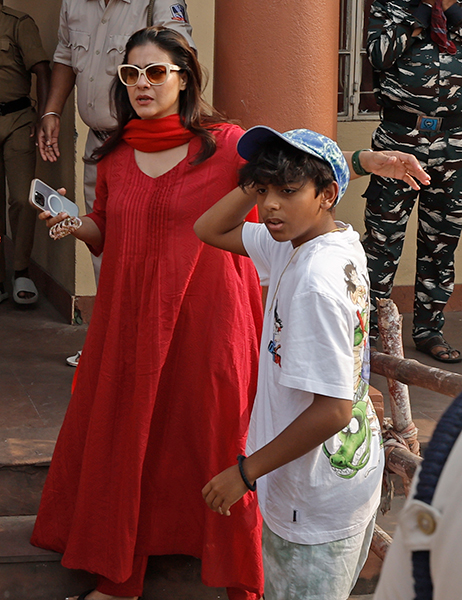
[195,127,383,600]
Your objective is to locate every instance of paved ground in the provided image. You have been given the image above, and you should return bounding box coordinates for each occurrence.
[0,296,87,449]
[2,292,461,458]
[2,290,462,598]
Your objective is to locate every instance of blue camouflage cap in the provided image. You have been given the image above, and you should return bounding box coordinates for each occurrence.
[237,126,350,205]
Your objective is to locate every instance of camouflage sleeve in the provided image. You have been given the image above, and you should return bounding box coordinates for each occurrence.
[367,0,425,70]
[446,3,462,37]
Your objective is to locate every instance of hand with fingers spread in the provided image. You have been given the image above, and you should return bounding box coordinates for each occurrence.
[359,150,430,191]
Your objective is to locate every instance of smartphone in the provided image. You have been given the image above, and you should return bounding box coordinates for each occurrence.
[29,178,79,218]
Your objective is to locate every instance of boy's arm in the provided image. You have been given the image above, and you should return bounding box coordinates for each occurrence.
[202,393,352,516]
[194,186,258,256]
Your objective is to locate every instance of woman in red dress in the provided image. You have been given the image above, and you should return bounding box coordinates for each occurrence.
[31,27,264,600]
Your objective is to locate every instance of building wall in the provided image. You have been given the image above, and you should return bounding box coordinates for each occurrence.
[213,0,340,137]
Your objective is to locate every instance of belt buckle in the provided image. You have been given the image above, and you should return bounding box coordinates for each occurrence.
[417,115,442,132]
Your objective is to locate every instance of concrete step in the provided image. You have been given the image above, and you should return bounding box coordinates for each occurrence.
[0,432,57,517]
[0,515,227,600]
[0,514,93,600]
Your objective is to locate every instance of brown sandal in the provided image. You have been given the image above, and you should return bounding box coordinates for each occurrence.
[415,334,462,364]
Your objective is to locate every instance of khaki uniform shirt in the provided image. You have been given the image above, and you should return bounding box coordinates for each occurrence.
[53,0,194,130]
[0,6,49,103]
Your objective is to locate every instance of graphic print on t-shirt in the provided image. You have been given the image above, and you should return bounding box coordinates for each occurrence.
[267,300,283,367]
[323,261,380,480]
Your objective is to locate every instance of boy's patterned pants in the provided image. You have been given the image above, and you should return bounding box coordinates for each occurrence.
[362,121,462,342]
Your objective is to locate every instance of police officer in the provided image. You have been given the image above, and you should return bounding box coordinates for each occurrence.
[0,1,50,304]
[364,0,462,363]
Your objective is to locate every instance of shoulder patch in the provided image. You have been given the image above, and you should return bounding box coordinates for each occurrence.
[170,4,187,22]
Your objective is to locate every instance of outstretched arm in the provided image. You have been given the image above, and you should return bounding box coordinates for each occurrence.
[344,150,430,190]
[202,394,352,516]
[194,186,259,256]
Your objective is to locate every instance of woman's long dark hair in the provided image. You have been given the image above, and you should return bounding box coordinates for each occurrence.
[90,27,230,165]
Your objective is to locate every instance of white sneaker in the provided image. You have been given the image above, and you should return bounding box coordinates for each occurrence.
[66,350,81,367]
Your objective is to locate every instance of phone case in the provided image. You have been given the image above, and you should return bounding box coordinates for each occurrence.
[29,179,79,218]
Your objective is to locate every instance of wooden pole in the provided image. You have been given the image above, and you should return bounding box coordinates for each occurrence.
[371,351,462,398]
[377,299,415,437]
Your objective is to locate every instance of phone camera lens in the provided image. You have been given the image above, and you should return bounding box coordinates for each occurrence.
[35,191,45,207]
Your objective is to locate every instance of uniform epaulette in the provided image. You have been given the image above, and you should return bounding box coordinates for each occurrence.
[1,6,30,22]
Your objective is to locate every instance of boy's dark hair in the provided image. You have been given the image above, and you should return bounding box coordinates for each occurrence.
[238,138,335,197]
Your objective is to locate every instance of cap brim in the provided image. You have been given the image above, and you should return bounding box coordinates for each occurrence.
[237,126,293,161]
[237,125,329,166]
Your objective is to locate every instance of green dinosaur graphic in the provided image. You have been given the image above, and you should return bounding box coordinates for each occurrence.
[323,399,372,479]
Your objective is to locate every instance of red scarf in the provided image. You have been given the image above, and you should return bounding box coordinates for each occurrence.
[121,114,196,152]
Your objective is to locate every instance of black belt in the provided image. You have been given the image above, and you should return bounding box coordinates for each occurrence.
[0,96,31,117]
[383,107,462,132]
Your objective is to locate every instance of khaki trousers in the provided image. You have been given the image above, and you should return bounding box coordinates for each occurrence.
[0,106,37,283]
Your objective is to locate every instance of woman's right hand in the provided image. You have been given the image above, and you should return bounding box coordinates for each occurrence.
[38,210,70,229]
[37,188,68,228]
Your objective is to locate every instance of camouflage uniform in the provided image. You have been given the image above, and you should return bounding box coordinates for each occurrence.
[363,0,462,343]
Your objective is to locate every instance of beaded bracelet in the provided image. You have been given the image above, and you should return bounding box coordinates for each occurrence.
[351,149,372,176]
[237,454,256,491]
[49,216,82,240]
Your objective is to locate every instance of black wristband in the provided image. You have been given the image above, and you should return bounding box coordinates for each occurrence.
[351,149,372,176]
[237,454,256,491]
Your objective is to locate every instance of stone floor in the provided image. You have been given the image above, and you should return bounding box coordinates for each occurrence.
[0,296,87,451]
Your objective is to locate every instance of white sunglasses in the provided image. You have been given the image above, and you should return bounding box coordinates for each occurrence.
[118,62,182,86]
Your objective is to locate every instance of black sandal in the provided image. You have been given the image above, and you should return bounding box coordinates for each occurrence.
[415,334,462,364]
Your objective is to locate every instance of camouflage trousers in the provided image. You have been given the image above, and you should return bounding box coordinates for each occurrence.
[362,121,462,342]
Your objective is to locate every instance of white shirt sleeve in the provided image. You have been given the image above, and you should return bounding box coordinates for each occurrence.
[53,0,72,67]
[242,221,275,287]
[149,0,195,48]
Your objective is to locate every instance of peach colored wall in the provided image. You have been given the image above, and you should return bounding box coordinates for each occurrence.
[213,0,340,138]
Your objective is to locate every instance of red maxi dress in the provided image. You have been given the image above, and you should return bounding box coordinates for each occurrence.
[31,124,264,597]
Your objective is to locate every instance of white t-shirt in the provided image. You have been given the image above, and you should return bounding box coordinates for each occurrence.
[242,221,383,545]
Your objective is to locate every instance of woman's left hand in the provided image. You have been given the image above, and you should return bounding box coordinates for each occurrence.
[358,150,431,190]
